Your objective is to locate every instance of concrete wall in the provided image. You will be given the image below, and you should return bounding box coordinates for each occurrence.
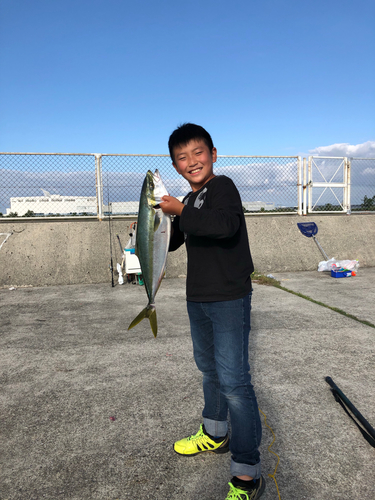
[1,214,374,287]
[246,214,375,273]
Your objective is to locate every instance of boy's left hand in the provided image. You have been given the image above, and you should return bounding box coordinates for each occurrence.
[160,195,185,216]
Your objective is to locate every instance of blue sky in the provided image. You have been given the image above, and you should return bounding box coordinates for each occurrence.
[0,0,374,157]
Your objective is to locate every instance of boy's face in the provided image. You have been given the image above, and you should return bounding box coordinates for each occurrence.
[172,139,217,192]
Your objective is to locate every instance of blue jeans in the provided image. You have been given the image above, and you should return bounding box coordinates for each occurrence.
[187,292,262,479]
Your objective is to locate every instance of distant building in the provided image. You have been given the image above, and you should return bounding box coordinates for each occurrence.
[6,190,97,216]
[242,201,275,211]
[6,191,274,216]
[104,202,139,215]
[5,190,140,216]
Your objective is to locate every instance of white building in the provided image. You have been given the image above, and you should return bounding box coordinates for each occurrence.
[5,190,140,216]
[6,190,97,216]
[6,191,273,216]
[106,202,139,215]
[242,201,275,211]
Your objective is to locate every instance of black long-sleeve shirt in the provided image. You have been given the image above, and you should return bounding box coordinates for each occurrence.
[169,175,254,302]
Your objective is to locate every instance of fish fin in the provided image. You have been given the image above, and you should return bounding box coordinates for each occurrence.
[128,305,157,338]
[154,211,161,232]
[128,307,147,331]
[149,308,157,338]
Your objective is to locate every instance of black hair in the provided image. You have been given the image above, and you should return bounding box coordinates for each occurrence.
[168,123,214,163]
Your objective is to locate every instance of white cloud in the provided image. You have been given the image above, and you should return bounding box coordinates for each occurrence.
[214,159,298,185]
[309,141,375,158]
[362,168,375,175]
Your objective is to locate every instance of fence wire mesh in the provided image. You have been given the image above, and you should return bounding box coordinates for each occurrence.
[216,156,300,213]
[101,155,174,216]
[102,155,301,215]
[350,158,375,211]
[0,153,301,217]
[0,154,97,217]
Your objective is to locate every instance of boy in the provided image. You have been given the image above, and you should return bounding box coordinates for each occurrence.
[160,123,265,500]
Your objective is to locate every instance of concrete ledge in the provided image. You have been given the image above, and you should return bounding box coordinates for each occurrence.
[1,214,374,287]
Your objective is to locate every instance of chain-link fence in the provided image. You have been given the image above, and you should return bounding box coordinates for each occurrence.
[102,155,302,215]
[306,156,375,213]
[0,153,302,217]
[0,153,97,217]
[101,155,175,216]
[350,158,375,211]
[1,152,374,218]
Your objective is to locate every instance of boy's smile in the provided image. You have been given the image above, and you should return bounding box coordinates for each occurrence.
[172,139,217,192]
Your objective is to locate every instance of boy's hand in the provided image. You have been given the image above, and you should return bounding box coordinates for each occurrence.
[160,195,185,216]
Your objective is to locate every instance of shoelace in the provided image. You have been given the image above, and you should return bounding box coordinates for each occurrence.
[226,482,253,500]
[187,427,204,441]
[187,426,223,451]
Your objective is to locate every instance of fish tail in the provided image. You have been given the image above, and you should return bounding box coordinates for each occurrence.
[128,304,157,338]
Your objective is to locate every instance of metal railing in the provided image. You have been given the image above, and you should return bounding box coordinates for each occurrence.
[0,152,374,218]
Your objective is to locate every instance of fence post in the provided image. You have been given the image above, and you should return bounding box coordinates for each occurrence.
[297,156,302,215]
[346,158,351,214]
[307,156,312,213]
[303,157,307,216]
[95,154,103,220]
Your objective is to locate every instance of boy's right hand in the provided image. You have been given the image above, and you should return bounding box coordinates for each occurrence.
[160,196,185,216]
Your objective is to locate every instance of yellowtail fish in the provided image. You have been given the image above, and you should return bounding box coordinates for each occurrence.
[128,170,171,337]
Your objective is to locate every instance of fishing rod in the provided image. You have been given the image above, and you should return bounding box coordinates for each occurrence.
[325,376,375,448]
[107,178,114,288]
[116,233,126,273]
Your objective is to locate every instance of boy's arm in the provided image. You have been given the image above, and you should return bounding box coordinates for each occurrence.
[160,196,184,217]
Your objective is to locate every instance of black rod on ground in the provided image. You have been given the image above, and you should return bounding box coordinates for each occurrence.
[325,376,375,447]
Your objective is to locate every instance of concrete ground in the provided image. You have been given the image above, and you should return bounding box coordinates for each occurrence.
[1,269,374,500]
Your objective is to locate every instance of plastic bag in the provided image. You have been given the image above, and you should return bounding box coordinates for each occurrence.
[333,260,359,272]
[318,258,359,272]
[117,263,124,284]
[318,258,337,272]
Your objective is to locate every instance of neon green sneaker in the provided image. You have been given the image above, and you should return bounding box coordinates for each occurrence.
[174,424,229,456]
[225,477,266,500]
